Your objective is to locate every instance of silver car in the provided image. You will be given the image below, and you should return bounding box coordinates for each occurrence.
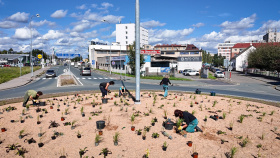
[80,67,91,76]
[45,69,56,78]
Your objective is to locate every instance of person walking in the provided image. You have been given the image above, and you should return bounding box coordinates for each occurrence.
[174,109,202,133]
[23,90,43,107]
[160,75,172,98]
[99,81,115,99]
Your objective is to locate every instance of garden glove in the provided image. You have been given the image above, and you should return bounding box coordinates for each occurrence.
[178,126,183,130]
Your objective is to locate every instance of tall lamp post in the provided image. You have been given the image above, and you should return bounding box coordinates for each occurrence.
[29,14,40,77]
[101,19,112,75]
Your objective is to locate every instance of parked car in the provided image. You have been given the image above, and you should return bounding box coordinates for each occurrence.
[182,69,192,76]
[185,70,199,76]
[213,68,221,73]
[80,67,91,76]
[45,69,56,78]
[3,64,11,67]
[214,71,225,78]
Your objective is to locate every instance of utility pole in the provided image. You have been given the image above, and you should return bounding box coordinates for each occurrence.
[135,0,141,104]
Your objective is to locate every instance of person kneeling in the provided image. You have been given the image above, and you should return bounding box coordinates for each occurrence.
[174,109,202,133]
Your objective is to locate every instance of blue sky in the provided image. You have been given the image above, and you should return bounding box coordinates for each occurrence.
[1,0,280,58]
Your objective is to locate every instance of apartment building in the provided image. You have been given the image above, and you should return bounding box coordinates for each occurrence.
[217,41,236,61]
[116,23,149,47]
[263,30,280,42]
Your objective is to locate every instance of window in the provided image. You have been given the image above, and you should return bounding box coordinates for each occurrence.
[126,41,128,44]
[126,36,128,39]
[125,26,127,29]
[126,31,128,34]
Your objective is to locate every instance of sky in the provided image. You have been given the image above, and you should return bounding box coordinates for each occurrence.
[1,0,280,58]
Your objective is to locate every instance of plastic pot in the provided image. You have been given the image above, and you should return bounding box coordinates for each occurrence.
[20,120,25,123]
[187,141,193,147]
[37,121,41,125]
[95,142,99,146]
[39,101,46,106]
[77,134,81,138]
[61,117,65,121]
[142,136,146,140]
[81,113,85,117]
[96,120,105,130]
[131,126,135,131]
[50,106,53,109]
[193,152,198,158]
[114,142,118,146]
[151,123,155,126]
[162,146,167,151]
[38,143,44,147]
[102,98,108,104]
[51,136,56,140]
[99,130,103,135]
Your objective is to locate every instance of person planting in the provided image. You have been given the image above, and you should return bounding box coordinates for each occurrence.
[22,90,43,107]
[99,81,115,99]
[119,86,126,97]
[174,109,202,133]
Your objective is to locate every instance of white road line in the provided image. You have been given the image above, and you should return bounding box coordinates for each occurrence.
[42,78,46,80]
[88,78,92,79]
[48,78,52,79]
[104,78,108,79]
[99,78,103,79]
[76,78,80,79]
[94,78,97,79]
[55,77,58,79]
[82,78,86,79]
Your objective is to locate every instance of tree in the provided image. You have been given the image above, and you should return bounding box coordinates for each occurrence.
[32,49,49,60]
[248,44,280,72]
[8,48,13,53]
[71,56,82,62]
[127,42,145,75]
[212,54,224,67]
[202,50,213,64]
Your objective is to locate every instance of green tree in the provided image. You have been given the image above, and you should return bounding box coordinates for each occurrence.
[202,50,213,64]
[248,44,280,72]
[71,56,82,62]
[127,42,145,75]
[212,54,224,67]
[8,48,13,53]
[32,49,49,60]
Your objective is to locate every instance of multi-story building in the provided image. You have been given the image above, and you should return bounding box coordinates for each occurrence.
[263,30,280,42]
[116,23,149,47]
[217,41,236,61]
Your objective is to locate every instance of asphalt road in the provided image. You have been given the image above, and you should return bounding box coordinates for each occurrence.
[0,66,279,102]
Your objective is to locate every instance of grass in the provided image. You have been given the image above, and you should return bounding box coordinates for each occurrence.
[208,73,217,79]
[0,66,41,84]
[230,147,238,158]
[95,69,192,81]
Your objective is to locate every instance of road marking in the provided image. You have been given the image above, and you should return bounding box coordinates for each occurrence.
[99,78,103,79]
[94,78,97,79]
[42,78,46,80]
[48,78,52,79]
[55,77,58,79]
[82,78,86,79]
[76,78,80,79]
[104,78,108,79]
[88,78,92,79]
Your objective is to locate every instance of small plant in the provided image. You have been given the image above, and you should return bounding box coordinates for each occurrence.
[159,104,164,108]
[239,115,245,123]
[71,120,78,128]
[192,110,196,115]
[256,144,262,148]
[81,106,84,114]
[222,112,226,119]
[262,112,266,117]
[95,134,101,143]
[176,118,184,128]
[217,130,226,135]
[212,100,217,107]
[163,141,168,147]
[173,103,176,107]
[240,137,249,147]
[16,147,28,157]
[19,129,25,138]
[149,108,153,113]
[261,132,265,140]
[190,101,193,107]
[120,106,123,111]
[230,147,237,158]
[125,107,128,112]
[199,104,203,111]
[229,121,234,130]
[131,114,135,125]
[163,109,167,118]
[114,101,117,106]
[65,108,69,115]
[79,147,87,158]
[99,148,112,157]
[144,149,150,158]
[269,110,275,116]
[152,132,159,138]
[113,132,120,143]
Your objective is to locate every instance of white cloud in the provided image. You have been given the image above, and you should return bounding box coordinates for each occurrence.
[0,0,4,5]
[31,20,56,27]
[8,12,29,22]
[101,15,124,24]
[99,2,113,9]
[42,30,64,40]
[192,23,205,28]
[13,27,40,40]
[141,20,166,29]
[0,21,18,29]
[72,20,91,32]
[51,10,68,18]
[201,31,224,42]
[91,4,98,8]
[77,4,87,10]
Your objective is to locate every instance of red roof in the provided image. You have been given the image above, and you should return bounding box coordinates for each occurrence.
[186,44,199,50]
[232,42,280,48]
[154,44,184,47]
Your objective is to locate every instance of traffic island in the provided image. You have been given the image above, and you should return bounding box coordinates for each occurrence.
[57,73,82,87]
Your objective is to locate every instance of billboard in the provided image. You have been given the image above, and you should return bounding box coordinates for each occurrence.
[56,53,80,58]
[141,50,160,54]
[177,56,202,62]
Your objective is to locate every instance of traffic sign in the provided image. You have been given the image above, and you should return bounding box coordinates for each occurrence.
[228,66,233,71]
[18,57,23,62]
[112,61,115,65]
[46,59,50,63]
[37,54,42,59]
[140,50,160,54]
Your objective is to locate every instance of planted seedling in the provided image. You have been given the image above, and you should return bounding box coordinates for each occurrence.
[136,129,142,135]
[162,141,168,151]
[229,121,234,130]
[49,121,60,129]
[142,131,147,140]
[192,110,196,115]
[238,115,245,123]
[144,126,151,132]
[269,110,275,116]
[217,130,226,135]
[113,132,120,146]
[151,118,155,126]
[16,147,28,157]
[19,129,25,139]
[37,115,41,124]
[152,132,159,138]
[99,148,112,157]
[71,120,78,130]
[240,137,249,147]
[79,147,87,158]
[163,109,167,119]
[6,143,21,153]
[190,101,193,107]
[222,112,227,119]
[76,130,82,138]
[95,134,101,146]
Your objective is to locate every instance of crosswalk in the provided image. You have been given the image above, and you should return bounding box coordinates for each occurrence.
[42,77,113,80]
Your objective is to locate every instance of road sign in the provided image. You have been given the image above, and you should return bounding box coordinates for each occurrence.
[140,50,160,54]
[112,61,115,65]
[37,54,42,59]
[228,66,233,71]
[18,57,23,62]
[18,63,23,67]
[223,59,229,68]
[46,59,50,63]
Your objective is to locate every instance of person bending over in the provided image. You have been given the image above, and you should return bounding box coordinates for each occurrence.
[119,86,126,97]
[174,109,202,133]
[23,90,43,107]
[99,81,115,99]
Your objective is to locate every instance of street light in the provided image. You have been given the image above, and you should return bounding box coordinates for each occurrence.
[29,14,40,77]
[101,19,112,75]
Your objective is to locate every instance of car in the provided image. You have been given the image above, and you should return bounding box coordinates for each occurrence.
[3,64,11,67]
[80,67,91,76]
[45,69,56,78]
[185,70,200,76]
[214,71,225,78]
[64,63,67,66]
[182,69,192,76]
[213,68,221,73]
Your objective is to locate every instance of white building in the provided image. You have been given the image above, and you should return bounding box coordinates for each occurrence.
[263,30,280,42]
[231,46,256,72]
[116,23,149,47]
[217,41,236,61]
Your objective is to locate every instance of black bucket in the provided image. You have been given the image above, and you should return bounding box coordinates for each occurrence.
[39,101,46,106]
[163,121,174,130]
[102,98,108,104]
[96,120,105,129]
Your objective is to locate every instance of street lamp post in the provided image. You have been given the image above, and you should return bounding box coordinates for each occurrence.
[29,14,40,77]
[101,19,112,75]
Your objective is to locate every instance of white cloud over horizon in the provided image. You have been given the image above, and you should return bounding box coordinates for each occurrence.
[51,10,68,18]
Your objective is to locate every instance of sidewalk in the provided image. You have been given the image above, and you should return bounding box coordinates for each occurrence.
[0,67,49,91]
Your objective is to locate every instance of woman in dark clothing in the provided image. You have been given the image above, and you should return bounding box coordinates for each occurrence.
[99,81,115,99]
[174,109,201,133]
[160,75,172,98]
